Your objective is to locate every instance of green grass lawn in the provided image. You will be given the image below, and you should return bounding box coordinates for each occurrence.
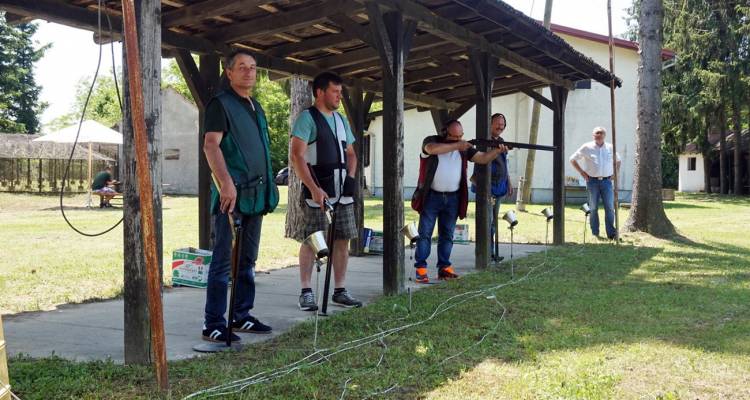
[2,187,600,315]
[4,192,750,399]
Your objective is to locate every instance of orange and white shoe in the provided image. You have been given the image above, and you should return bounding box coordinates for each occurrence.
[437,266,460,280]
[415,267,430,284]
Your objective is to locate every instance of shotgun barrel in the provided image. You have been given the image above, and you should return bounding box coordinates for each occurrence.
[468,138,556,152]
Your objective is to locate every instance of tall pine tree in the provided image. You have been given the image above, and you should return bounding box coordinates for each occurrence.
[0,13,47,134]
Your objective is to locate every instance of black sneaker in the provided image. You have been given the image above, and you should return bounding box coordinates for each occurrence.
[232,315,272,334]
[299,291,318,311]
[332,289,363,308]
[202,325,241,343]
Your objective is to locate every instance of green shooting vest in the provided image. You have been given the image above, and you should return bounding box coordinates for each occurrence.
[210,90,279,216]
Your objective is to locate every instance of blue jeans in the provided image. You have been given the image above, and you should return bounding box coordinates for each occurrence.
[414,190,459,269]
[490,196,502,253]
[204,212,263,329]
[586,178,616,238]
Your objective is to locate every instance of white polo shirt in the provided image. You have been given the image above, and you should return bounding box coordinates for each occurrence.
[569,141,620,178]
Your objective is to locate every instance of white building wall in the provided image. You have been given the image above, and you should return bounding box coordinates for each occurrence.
[678,153,705,192]
[161,88,200,195]
[366,34,640,203]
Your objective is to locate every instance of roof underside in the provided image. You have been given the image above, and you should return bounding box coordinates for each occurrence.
[1,0,621,110]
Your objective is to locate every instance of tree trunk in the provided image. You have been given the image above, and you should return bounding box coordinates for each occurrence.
[732,97,743,195]
[520,0,553,207]
[719,105,728,194]
[284,76,312,240]
[625,0,674,236]
[701,124,712,193]
[122,0,163,365]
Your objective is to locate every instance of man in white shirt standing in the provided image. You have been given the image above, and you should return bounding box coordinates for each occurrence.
[569,127,621,240]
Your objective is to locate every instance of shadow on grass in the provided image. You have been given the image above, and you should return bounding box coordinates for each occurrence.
[662,201,710,209]
[678,193,750,205]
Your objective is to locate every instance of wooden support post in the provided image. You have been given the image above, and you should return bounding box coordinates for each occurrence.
[551,86,568,245]
[469,50,497,270]
[430,109,449,133]
[0,315,10,400]
[367,3,415,295]
[285,76,313,241]
[121,0,166,388]
[342,86,375,256]
[175,50,219,249]
[199,55,221,249]
[38,159,42,193]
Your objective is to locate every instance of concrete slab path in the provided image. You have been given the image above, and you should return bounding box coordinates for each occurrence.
[4,243,544,363]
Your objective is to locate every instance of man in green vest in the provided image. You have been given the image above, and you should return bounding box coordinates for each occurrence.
[201,50,279,343]
[290,72,362,311]
[91,165,118,208]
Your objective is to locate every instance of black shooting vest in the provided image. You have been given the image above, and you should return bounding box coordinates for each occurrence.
[303,106,352,207]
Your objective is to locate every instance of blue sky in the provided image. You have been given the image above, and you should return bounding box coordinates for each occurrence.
[31,0,632,131]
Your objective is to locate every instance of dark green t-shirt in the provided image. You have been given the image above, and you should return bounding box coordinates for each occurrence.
[91,171,112,190]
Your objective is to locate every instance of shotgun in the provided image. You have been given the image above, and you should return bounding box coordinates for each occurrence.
[468,138,556,152]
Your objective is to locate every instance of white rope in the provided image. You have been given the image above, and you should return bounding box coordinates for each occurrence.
[184,245,582,399]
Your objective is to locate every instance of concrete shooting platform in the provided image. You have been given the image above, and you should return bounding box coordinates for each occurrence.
[4,243,544,362]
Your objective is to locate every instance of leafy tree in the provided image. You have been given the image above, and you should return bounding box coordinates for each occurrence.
[0,13,48,133]
[628,1,748,194]
[47,72,123,130]
[254,70,291,173]
[162,58,194,102]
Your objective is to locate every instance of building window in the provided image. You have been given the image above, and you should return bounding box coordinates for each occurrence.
[165,149,180,160]
[687,157,696,171]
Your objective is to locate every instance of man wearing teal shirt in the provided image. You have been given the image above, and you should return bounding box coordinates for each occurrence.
[290,72,362,311]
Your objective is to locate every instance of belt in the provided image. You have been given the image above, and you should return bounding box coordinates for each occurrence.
[430,189,459,195]
[593,176,611,180]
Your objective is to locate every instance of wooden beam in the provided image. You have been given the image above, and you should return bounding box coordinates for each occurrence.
[436,75,537,101]
[4,12,32,25]
[520,87,553,110]
[267,31,357,58]
[452,0,618,87]
[0,0,455,110]
[430,109,449,132]
[174,50,209,109]
[469,50,497,271]
[406,62,465,85]
[341,86,373,257]
[209,0,362,43]
[551,85,568,245]
[328,13,374,47]
[162,0,266,27]
[197,55,221,250]
[448,99,476,120]
[368,6,413,295]
[367,0,574,90]
[318,34,450,71]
